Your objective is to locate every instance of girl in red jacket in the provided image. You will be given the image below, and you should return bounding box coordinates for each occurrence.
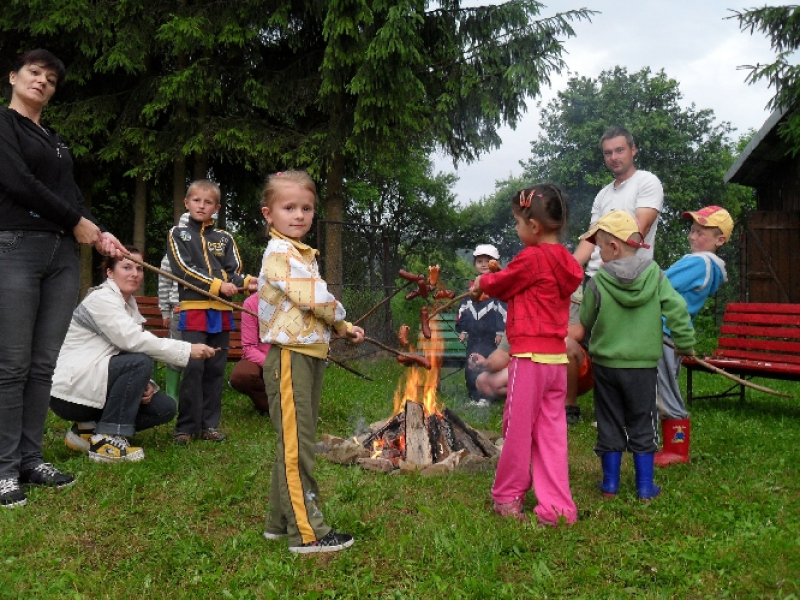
[471,183,583,526]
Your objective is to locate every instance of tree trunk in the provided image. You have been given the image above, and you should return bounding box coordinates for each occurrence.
[173,157,186,224]
[324,150,345,300]
[133,174,147,295]
[79,181,94,298]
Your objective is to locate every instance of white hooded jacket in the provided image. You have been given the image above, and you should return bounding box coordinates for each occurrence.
[51,279,191,409]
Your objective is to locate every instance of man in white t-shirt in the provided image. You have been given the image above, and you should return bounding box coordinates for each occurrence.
[573,126,664,276]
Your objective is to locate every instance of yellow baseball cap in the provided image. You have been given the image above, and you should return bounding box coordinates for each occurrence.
[582,210,650,248]
[682,206,734,240]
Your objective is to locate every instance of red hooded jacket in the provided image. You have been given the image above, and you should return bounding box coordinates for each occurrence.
[478,243,582,355]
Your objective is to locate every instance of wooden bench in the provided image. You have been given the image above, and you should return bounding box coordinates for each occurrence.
[683,302,800,403]
[134,296,244,361]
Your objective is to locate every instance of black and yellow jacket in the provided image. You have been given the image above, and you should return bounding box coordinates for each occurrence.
[167,217,254,311]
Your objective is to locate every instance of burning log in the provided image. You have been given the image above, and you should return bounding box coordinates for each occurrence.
[361,412,405,449]
[404,401,433,466]
[427,413,451,463]
[443,408,500,458]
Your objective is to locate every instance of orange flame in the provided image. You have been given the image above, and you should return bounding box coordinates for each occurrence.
[392,316,445,417]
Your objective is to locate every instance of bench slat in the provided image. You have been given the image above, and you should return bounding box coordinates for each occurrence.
[719,324,800,339]
[722,313,800,327]
[717,338,800,354]
[725,302,800,316]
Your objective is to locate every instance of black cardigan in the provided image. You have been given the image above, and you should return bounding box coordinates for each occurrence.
[0,106,97,235]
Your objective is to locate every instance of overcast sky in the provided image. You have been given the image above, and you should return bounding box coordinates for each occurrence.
[433,0,780,204]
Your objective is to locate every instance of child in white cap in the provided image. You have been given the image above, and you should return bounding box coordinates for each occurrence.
[456,243,506,406]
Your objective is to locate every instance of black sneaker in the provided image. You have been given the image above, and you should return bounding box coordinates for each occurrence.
[289,530,354,554]
[0,478,27,508]
[566,405,581,426]
[19,463,76,488]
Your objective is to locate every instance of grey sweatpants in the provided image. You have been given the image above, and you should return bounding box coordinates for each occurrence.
[656,335,690,420]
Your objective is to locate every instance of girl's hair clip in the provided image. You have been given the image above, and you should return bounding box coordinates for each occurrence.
[519,189,542,208]
[275,171,283,177]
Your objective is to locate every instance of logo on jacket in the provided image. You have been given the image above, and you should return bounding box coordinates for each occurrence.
[207,239,227,257]
[180,231,192,241]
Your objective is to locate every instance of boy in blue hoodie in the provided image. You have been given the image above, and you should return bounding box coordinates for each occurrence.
[580,211,695,501]
[656,206,733,467]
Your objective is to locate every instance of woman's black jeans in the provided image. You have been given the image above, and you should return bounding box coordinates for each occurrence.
[0,231,79,479]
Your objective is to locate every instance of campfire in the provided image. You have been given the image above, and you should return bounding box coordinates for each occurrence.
[321,306,500,475]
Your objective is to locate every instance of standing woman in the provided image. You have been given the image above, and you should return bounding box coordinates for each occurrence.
[0,49,124,508]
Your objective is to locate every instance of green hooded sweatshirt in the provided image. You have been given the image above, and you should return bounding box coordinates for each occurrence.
[580,256,694,369]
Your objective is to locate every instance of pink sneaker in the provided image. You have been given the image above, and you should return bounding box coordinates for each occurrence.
[493,498,529,522]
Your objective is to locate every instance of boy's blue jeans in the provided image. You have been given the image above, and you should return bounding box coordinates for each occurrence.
[0,231,79,479]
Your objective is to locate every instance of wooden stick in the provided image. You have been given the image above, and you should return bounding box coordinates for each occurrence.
[124,252,254,317]
[124,253,374,380]
[665,340,792,399]
[359,335,431,369]
[327,355,373,381]
[353,280,415,326]
[429,292,470,319]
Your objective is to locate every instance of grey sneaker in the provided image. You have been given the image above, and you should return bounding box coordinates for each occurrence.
[263,530,288,541]
[0,478,27,508]
[289,530,354,554]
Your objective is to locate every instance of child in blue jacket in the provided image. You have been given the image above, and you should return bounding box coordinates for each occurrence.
[656,206,733,466]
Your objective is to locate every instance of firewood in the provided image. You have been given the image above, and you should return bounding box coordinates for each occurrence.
[427,414,451,463]
[451,426,483,456]
[404,401,433,466]
[443,408,500,458]
[362,412,405,449]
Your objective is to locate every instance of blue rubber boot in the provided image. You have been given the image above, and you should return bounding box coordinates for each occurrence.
[598,452,622,498]
[633,452,661,501]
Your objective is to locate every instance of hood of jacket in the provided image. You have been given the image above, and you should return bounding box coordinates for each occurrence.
[594,256,660,309]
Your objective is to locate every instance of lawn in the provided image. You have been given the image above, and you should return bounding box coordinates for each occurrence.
[2,358,799,599]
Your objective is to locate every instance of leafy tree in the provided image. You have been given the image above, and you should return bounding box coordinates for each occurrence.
[315,1,596,293]
[732,5,800,152]
[457,174,530,261]
[521,66,742,267]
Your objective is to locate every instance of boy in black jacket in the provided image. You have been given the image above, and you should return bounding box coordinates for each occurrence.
[167,180,257,443]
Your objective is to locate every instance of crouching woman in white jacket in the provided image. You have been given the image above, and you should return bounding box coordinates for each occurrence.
[50,248,217,463]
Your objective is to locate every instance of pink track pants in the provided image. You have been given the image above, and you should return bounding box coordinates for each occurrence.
[491,357,577,525]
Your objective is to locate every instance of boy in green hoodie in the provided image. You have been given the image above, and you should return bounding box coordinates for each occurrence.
[579,211,695,501]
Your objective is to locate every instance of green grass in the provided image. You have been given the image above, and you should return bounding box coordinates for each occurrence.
[2,359,799,599]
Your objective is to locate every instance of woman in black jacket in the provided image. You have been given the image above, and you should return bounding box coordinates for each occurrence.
[0,49,124,508]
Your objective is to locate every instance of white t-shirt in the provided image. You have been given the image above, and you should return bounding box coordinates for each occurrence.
[585,169,664,278]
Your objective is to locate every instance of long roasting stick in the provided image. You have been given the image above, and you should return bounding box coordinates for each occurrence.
[123,253,373,380]
[354,334,431,369]
[428,292,470,319]
[353,280,416,326]
[665,339,791,399]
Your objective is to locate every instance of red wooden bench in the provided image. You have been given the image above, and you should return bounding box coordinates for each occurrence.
[134,296,244,361]
[683,302,800,403]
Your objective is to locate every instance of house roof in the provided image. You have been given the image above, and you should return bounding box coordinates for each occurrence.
[724,107,790,186]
